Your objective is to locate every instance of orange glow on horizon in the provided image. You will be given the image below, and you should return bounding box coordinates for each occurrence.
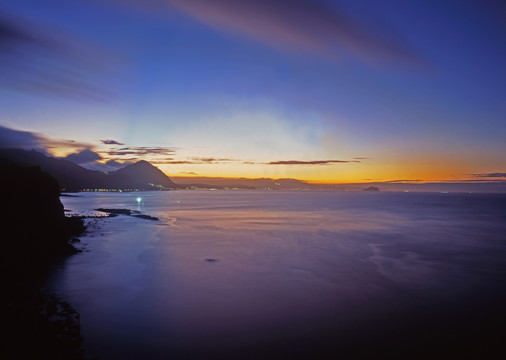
[43,141,503,185]
[157,148,477,183]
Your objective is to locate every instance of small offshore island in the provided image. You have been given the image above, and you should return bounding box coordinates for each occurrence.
[363,186,380,191]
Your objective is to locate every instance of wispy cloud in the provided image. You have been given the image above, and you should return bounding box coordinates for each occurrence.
[105,159,132,168]
[471,172,506,178]
[149,156,239,165]
[156,158,362,166]
[0,125,46,151]
[103,146,177,157]
[101,139,124,145]
[0,11,116,100]
[266,159,360,165]
[0,125,130,172]
[80,158,133,172]
[63,148,135,172]
[150,160,193,165]
[190,157,237,163]
[160,0,422,65]
[383,179,425,183]
[0,124,93,154]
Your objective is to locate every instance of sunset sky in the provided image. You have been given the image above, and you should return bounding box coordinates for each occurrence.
[1,0,505,183]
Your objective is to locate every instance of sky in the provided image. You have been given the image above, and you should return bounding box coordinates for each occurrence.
[0,0,505,183]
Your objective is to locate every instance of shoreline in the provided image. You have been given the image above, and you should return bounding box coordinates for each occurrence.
[6,184,506,359]
[1,214,92,360]
[0,163,93,359]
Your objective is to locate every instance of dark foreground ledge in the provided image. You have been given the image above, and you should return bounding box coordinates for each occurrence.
[0,163,90,360]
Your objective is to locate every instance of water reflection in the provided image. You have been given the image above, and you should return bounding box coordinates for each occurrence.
[53,191,506,359]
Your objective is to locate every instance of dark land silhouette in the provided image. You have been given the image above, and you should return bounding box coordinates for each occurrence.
[2,149,506,192]
[0,163,88,359]
[1,160,505,359]
[0,148,177,191]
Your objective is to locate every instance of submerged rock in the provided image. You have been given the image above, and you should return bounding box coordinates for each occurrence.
[95,208,159,221]
[95,208,132,215]
[132,214,159,221]
[363,186,380,191]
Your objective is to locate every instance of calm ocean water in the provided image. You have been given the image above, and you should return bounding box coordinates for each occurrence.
[50,191,506,359]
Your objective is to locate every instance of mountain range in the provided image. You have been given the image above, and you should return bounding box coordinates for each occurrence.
[0,148,177,191]
[1,148,505,193]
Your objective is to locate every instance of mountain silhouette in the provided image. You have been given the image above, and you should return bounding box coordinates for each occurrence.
[0,149,177,191]
[106,160,177,189]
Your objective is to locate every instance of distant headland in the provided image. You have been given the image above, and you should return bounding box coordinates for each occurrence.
[0,148,177,192]
[1,149,506,193]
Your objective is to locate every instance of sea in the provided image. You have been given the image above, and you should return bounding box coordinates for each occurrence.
[48,190,506,359]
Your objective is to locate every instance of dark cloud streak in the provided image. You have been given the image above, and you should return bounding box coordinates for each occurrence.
[149,157,239,165]
[0,125,45,151]
[266,159,360,165]
[0,124,93,153]
[160,0,422,66]
[103,147,177,156]
[190,157,236,163]
[101,139,124,145]
[0,11,115,100]
[471,172,506,178]
[151,160,194,165]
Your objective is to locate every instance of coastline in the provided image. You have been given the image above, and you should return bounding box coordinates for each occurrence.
[0,163,91,360]
[4,176,506,359]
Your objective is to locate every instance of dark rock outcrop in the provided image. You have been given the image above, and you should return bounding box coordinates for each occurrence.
[0,163,85,275]
[95,208,159,221]
[0,163,87,360]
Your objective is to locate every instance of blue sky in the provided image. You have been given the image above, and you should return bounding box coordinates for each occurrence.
[1,0,505,182]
